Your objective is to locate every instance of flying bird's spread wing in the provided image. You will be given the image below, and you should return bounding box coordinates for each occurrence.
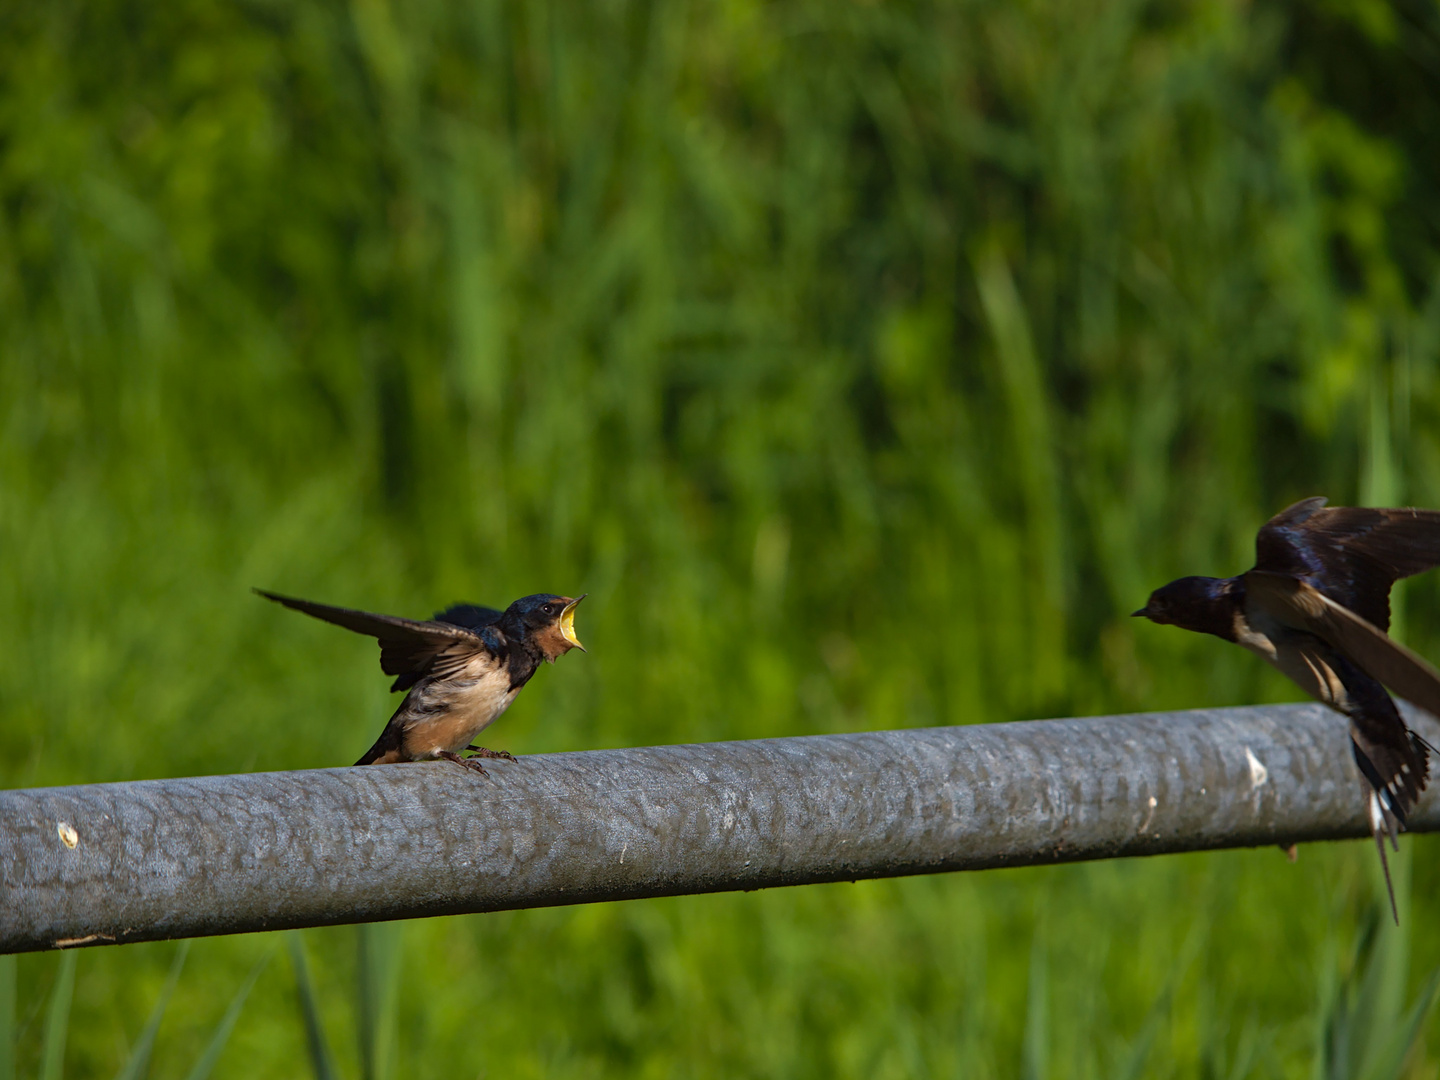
[434,603,504,631]
[1254,497,1440,631]
[1244,573,1440,721]
[255,589,486,690]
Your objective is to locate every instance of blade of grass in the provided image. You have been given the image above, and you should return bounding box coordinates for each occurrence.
[1352,896,1408,1076]
[180,952,269,1080]
[1315,930,1344,1080]
[1359,966,1440,1080]
[0,954,14,1080]
[40,951,77,1080]
[1022,926,1048,1080]
[357,922,402,1080]
[1115,912,1205,1080]
[1224,1017,1265,1080]
[1115,984,1172,1080]
[1314,900,1431,1080]
[113,940,190,1080]
[288,933,339,1080]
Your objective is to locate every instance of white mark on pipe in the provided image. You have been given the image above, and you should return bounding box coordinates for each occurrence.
[57,822,78,849]
[620,842,628,864]
[1138,795,1158,833]
[1245,747,1268,788]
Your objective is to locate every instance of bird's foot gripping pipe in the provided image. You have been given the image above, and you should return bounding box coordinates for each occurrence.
[438,750,491,776]
[464,745,518,763]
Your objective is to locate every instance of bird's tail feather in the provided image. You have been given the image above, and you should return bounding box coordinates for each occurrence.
[355,715,405,766]
[1369,791,1401,925]
[355,741,386,766]
[1353,725,1430,926]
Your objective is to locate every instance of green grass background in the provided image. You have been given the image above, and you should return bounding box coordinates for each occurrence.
[5,0,1440,1074]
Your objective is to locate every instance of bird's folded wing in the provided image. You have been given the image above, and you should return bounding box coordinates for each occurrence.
[1245,572,1440,719]
[255,589,484,678]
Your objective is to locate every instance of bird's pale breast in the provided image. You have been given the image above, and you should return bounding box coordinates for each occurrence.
[400,653,520,758]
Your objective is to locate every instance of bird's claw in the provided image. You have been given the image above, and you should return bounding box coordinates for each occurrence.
[463,745,518,763]
[438,750,490,776]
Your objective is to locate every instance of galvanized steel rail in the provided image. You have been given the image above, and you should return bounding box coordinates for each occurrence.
[4,702,1439,954]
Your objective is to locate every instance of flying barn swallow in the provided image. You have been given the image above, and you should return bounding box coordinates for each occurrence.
[1133,497,1440,920]
[256,590,586,774]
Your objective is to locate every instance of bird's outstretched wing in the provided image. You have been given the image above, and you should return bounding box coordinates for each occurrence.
[1254,497,1440,631]
[434,603,504,631]
[255,589,486,690]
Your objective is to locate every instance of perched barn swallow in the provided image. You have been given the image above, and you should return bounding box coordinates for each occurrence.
[256,590,586,774]
[1134,497,1440,921]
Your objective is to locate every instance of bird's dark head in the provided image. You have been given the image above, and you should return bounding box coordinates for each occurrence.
[503,593,587,661]
[1132,576,1240,640]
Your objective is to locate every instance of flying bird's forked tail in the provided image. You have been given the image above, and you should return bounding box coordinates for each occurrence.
[1350,723,1432,923]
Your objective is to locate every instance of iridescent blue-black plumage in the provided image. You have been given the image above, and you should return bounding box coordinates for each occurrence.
[1251,496,1440,632]
[1134,497,1440,922]
[435,603,503,632]
[1130,575,1243,641]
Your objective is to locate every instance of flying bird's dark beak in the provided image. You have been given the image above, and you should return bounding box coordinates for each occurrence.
[1131,607,1149,618]
[559,594,587,652]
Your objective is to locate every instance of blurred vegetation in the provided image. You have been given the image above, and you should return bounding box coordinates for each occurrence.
[5,0,1440,1074]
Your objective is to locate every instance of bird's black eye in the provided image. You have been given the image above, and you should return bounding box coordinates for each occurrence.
[544,603,559,616]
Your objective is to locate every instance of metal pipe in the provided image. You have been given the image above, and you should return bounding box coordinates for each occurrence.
[3,703,1437,954]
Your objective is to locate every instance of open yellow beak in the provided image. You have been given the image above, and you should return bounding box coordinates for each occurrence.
[559,594,587,652]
